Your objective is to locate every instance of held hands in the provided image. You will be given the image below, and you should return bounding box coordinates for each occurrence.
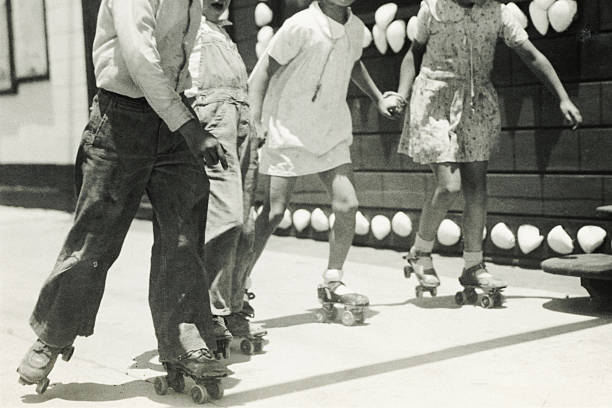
[560,99,582,130]
[179,119,228,170]
[380,91,407,120]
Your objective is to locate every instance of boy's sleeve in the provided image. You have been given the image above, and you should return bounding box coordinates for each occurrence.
[414,1,432,45]
[499,3,529,48]
[266,18,307,65]
[110,0,195,132]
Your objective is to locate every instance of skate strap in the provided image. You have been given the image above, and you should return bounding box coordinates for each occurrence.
[178,348,213,361]
[326,281,345,292]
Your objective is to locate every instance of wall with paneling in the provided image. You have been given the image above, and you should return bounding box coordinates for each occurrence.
[232,0,612,263]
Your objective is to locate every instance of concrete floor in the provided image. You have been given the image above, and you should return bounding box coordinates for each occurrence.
[1,206,611,407]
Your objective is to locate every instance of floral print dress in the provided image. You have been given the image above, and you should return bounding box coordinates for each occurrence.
[398,0,529,164]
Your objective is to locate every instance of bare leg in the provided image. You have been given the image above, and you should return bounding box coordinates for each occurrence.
[459,161,488,253]
[417,162,462,241]
[246,175,296,274]
[318,164,358,270]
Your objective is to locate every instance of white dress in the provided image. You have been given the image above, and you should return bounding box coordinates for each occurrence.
[255,2,366,176]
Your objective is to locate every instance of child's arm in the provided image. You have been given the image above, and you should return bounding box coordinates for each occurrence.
[351,61,394,119]
[513,40,582,129]
[248,55,282,141]
[397,41,425,103]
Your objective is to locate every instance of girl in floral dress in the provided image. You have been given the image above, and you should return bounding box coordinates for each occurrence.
[387,0,582,292]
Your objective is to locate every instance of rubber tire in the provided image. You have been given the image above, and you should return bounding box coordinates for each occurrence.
[36,377,49,395]
[191,385,208,404]
[240,339,255,355]
[205,382,224,400]
[154,376,169,395]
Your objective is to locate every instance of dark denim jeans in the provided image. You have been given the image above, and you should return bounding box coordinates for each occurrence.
[30,89,215,361]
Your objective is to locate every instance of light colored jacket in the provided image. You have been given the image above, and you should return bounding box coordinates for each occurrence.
[92,0,202,131]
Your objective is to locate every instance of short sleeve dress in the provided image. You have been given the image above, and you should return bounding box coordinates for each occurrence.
[397,0,529,164]
[255,2,366,177]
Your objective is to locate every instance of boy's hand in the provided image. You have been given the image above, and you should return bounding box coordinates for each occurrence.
[251,119,267,148]
[179,119,228,169]
[560,99,582,130]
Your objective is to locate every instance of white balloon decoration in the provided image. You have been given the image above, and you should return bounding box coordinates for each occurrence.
[391,212,412,237]
[374,3,398,29]
[534,0,556,10]
[386,20,406,53]
[491,222,516,250]
[437,219,461,246]
[577,225,607,254]
[254,2,273,27]
[311,208,330,232]
[517,224,544,254]
[255,41,267,58]
[292,208,311,233]
[355,211,370,236]
[371,215,392,240]
[547,225,574,254]
[362,26,373,48]
[406,16,418,42]
[372,25,388,54]
[278,209,292,230]
[257,26,274,45]
[548,0,577,33]
[529,1,550,35]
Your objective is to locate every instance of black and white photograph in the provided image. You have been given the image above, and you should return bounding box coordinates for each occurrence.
[0,0,611,407]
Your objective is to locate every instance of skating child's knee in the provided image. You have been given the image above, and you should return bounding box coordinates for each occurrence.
[331,196,358,217]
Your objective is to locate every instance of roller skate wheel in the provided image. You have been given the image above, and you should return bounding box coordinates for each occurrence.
[190,384,209,404]
[415,286,424,299]
[341,310,356,326]
[493,293,504,307]
[454,291,465,305]
[205,382,224,400]
[36,377,50,395]
[315,310,328,323]
[61,346,75,361]
[254,341,264,353]
[240,339,255,355]
[480,295,493,309]
[430,287,438,297]
[169,374,185,393]
[154,376,169,395]
[403,265,413,279]
[466,289,478,304]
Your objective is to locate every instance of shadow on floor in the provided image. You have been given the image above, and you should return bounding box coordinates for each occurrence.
[543,296,612,318]
[20,317,610,406]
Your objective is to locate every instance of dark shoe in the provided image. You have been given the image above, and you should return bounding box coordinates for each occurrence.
[225,312,267,337]
[459,263,507,290]
[320,281,369,307]
[170,348,229,379]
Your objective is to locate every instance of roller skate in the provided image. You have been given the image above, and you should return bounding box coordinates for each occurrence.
[17,339,75,394]
[242,289,256,318]
[226,312,268,355]
[403,250,441,298]
[153,348,229,404]
[455,263,507,309]
[212,315,232,359]
[315,269,369,326]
